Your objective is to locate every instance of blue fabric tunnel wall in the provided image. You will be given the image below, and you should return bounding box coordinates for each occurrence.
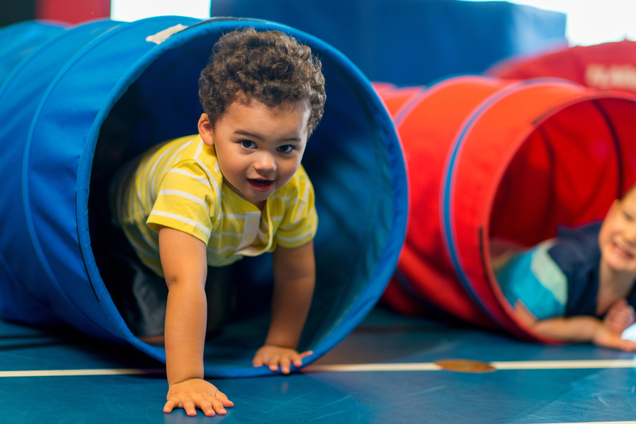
[0,17,407,377]
[0,20,67,84]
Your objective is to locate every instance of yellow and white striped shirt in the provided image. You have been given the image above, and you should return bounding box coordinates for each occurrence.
[111,134,317,277]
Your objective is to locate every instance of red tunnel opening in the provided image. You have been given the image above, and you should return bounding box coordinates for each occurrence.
[377,77,636,341]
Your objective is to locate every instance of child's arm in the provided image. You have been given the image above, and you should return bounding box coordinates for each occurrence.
[252,240,315,374]
[513,300,636,351]
[158,226,234,417]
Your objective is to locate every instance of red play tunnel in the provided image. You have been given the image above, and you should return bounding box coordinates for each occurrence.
[376,76,636,340]
[487,40,636,95]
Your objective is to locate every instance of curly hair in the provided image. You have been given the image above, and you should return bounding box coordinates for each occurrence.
[199,27,326,135]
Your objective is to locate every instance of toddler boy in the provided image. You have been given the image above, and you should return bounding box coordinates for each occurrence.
[109,27,326,416]
[494,184,636,351]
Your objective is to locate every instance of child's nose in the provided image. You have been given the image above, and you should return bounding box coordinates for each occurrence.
[254,152,276,172]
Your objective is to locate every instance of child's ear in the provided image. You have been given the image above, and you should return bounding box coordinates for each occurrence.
[198,113,214,146]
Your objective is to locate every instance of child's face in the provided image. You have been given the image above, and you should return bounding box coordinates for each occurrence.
[199,99,310,209]
[599,189,636,275]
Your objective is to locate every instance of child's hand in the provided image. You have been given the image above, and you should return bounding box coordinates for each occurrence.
[604,299,636,334]
[164,378,234,417]
[592,323,636,351]
[252,345,313,374]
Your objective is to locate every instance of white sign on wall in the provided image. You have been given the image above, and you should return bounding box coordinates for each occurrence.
[111,0,211,22]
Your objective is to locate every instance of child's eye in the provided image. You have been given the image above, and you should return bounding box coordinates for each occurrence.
[241,140,256,149]
[624,211,634,222]
[278,145,294,153]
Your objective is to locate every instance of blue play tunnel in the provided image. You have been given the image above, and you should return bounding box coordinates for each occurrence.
[0,17,407,377]
[0,20,66,85]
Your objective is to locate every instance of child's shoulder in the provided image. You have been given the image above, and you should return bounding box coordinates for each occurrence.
[552,222,602,259]
[293,163,311,183]
[152,134,223,192]
[548,222,602,280]
[279,164,313,197]
[140,134,203,166]
[556,221,602,243]
[166,134,206,157]
[164,135,220,172]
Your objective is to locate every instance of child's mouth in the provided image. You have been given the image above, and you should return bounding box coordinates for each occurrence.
[613,242,635,260]
[248,178,274,192]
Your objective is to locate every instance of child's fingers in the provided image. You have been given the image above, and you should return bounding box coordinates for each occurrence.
[289,351,313,368]
[292,354,304,368]
[192,394,217,417]
[614,309,633,329]
[606,300,628,320]
[215,390,234,408]
[205,396,230,415]
[619,339,636,352]
[612,299,628,310]
[252,354,264,367]
[280,357,292,374]
[181,397,197,416]
[268,355,281,372]
[193,393,229,416]
[601,333,636,351]
[163,397,180,413]
[616,305,630,315]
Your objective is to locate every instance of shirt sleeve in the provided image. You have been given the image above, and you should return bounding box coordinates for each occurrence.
[495,240,567,320]
[275,168,318,248]
[549,222,603,317]
[146,160,219,245]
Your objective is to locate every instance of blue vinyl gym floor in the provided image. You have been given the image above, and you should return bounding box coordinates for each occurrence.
[1,304,636,424]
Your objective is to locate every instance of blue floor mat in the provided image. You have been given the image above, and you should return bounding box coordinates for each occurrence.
[1,306,635,423]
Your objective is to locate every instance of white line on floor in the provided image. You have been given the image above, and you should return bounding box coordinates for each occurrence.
[491,360,636,369]
[304,359,636,372]
[306,363,442,372]
[0,368,165,377]
[3,359,636,377]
